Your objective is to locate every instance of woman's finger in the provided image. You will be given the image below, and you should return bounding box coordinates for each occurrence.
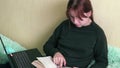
[63,58,66,66]
[59,58,63,68]
[53,57,59,65]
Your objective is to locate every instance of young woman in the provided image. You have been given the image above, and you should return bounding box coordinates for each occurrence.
[43,0,108,68]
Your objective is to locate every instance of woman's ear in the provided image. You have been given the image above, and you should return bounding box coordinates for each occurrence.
[84,11,92,18]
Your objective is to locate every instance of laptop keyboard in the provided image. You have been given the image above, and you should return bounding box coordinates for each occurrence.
[12,51,34,68]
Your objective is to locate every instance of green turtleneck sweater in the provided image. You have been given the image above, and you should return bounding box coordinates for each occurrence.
[43,19,108,68]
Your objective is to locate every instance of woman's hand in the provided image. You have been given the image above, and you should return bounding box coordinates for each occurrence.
[53,52,66,68]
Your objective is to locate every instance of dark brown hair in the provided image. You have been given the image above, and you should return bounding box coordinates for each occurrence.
[66,0,94,21]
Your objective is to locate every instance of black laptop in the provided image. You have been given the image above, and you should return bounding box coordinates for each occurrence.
[0,36,42,68]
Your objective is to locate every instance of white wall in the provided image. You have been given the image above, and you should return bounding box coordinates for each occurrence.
[0,0,120,54]
[92,0,120,47]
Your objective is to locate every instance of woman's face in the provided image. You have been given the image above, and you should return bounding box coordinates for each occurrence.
[70,10,91,27]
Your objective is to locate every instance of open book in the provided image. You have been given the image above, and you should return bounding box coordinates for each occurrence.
[32,56,73,68]
[32,56,57,68]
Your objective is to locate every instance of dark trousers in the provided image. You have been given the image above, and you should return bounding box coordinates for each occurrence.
[0,62,11,68]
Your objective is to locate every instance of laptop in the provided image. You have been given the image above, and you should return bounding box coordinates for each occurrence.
[0,36,42,68]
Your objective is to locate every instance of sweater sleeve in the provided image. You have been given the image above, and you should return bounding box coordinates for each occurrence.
[43,22,64,57]
[90,28,108,68]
